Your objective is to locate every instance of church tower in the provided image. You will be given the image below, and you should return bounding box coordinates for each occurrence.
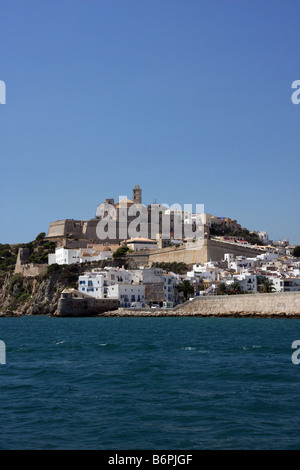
[132,185,142,205]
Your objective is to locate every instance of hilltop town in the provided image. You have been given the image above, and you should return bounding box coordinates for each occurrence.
[1,185,299,315]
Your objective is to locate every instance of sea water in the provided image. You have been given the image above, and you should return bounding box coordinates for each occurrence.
[0,316,300,450]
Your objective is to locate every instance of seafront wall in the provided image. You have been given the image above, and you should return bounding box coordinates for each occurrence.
[106,292,300,317]
[56,296,120,317]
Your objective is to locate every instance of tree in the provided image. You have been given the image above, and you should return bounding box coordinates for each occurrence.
[258,278,275,293]
[216,282,228,295]
[293,246,300,258]
[35,232,46,242]
[112,246,130,258]
[178,280,194,301]
[228,281,244,295]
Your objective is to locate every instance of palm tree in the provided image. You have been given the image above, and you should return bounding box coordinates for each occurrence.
[178,280,194,302]
[258,278,275,293]
[216,282,228,295]
[228,281,244,295]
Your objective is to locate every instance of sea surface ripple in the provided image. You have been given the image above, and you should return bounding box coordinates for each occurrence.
[0,316,300,450]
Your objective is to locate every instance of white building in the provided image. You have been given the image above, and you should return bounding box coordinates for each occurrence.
[187,262,221,282]
[78,267,133,299]
[124,238,158,251]
[272,277,300,292]
[107,284,145,308]
[48,246,112,265]
[131,267,179,306]
[234,273,258,293]
[163,273,178,305]
[78,272,105,298]
[255,231,269,244]
[223,254,255,273]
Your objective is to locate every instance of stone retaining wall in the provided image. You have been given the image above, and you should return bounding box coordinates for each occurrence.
[105,292,300,317]
[56,296,120,317]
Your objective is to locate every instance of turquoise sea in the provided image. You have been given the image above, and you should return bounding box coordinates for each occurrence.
[0,316,300,450]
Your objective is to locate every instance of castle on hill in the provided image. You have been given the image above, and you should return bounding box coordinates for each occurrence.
[46,185,241,247]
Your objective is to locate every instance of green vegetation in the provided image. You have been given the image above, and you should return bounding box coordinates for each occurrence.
[9,273,23,293]
[0,244,19,273]
[39,263,79,286]
[216,281,245,295]
[112,246,130,258]
[0,235,56,275]
[151,261,189,274]
[7,273,32,310]
[216,282,228,295]
[210,226,264,245]
[293,246,300,258]
[35,232,46,241]
[28,240,56,264]
[258,277,275,293]
[178,280,195,301]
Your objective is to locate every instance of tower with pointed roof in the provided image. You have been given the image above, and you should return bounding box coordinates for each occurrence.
[132,185,142,205]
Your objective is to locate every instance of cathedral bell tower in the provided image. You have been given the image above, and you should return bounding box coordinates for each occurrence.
[132,185,142,205]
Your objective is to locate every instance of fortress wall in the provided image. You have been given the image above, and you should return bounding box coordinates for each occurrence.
[207,239,264,261]
[56,296,120,317]
[174,291,300,316]
[148,241,208,266]
[106,292,300,317]
[15,263,48,277]
[146,239,264,266]
[47,220,67,238]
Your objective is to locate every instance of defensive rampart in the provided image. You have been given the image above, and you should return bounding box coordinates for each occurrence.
[106,292,300,317]
[56,290,120,317]
[147,239,264,266]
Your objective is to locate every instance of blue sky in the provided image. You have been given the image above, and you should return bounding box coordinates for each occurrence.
[1,0,299,244]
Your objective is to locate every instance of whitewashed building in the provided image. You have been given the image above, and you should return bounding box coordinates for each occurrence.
[48,246,112,265]
[124,238,158,251]
[271,277,300,292]
[107,284,145,308]
[78,267,133,299]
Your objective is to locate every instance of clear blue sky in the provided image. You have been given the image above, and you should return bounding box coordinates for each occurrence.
[1,0,299,244]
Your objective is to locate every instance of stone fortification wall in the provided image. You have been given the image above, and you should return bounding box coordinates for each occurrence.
[111,292,300,317]
[15,263,48,277]
[54,291,300,318]
[148,241,208,265]
[207,239,264,261]
[147,239,264,266]
[56,295,120,317]
[14,247,48,277]
[47,219,87,239]
[175,291,300,316]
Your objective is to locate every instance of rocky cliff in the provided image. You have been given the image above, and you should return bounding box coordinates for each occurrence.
[0,257,131,317]
[0,268,78,316]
